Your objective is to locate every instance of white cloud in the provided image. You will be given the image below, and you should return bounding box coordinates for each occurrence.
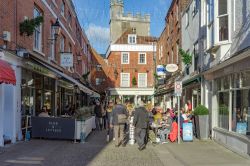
[85,24,110,53]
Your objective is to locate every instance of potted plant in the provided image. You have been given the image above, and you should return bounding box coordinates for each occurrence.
[19,16,44,36]
[132,76,137,87]
[193,105,209,139]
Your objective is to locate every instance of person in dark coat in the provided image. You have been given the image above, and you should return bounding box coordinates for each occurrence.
[133,100,149,151]
[111,98,128,147]
[94,101,103,130]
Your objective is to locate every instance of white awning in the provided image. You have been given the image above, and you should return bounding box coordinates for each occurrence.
[40,62,97,95]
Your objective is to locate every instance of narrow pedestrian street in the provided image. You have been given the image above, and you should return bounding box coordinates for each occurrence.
[0,131,249,166]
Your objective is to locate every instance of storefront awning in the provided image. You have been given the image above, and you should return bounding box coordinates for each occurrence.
[40,62,97,95]
[0,59,16,85]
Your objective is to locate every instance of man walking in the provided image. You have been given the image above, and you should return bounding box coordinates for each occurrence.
[133,101,149,151]
[111,98,128,147]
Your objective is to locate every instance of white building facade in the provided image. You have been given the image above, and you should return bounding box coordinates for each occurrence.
[200,0,250,156]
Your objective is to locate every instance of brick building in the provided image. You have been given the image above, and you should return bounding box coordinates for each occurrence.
[0,0,98,146]
[155,0,191,108]
[105,29,156,105]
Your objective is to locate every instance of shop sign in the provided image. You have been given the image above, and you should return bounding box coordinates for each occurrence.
[61,53,73,67]
[182,123,193,141]
[166,64,178,73]
[175,81,182,96]
[31,117,75,140]
[26,61,50,75]
[156,65,166,76]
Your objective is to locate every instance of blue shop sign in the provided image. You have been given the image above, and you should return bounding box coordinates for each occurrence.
[183,123,193,142]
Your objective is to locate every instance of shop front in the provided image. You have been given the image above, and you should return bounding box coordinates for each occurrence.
[204,54,250,156]
[109,88,154,106]
[20,58,97,141]
[0,51,21,147]
[182,76,201,110]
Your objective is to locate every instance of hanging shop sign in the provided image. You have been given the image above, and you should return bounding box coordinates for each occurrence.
[61,53,73,67]
[166,64,178,73]
[156,65,166,76]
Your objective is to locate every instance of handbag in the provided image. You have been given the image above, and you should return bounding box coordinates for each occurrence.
[117,114,127,124]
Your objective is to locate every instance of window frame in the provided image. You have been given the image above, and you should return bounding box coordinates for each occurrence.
[138,52,147,64]
[33,6,43,52]
[121,52,130,64]
[61,1,65,17]
[128,34,137,44]
[185,7,190,28]
[60,35,65,52]
[138,73,147,88]
[120,73,130,87]
[216,0,230,43]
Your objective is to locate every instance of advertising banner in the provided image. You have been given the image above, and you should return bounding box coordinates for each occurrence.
[182,123,193,141]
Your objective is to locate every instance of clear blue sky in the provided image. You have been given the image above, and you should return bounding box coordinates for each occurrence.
[73,0,172,54]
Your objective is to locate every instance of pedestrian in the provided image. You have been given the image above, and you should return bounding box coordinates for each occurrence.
[106,99,114,142]
[38,106,50,117]
[133,100,149,151]
[101,101,107,130]
[94,100,103,130]
[110,98,128,147]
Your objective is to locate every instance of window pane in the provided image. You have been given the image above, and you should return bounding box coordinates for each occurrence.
[138,74,147,87]
[219,16,228,41]
[242,71,250,87]
[218,92,229,130]
[232,90,250,135]
[232,73,240,88]
[121,73,129,87]
[218,0,227,15]
[208,0,214,22]
[139,54,145,64]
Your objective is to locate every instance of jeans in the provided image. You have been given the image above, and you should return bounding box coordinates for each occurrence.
[96,117,103,130]
[159,128,170,142]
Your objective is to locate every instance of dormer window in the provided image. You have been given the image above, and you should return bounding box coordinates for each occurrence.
[128,34,136,44]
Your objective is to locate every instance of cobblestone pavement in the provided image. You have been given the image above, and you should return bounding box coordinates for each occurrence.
[0,130,249,166]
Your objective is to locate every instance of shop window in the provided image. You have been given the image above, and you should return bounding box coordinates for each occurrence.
[218,92,229,130]
[242,71,250,87]
[232,90,250,135]
[232,73,240,88]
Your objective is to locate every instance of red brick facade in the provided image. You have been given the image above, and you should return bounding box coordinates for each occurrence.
[0,0,91,77]
[157,0,191,69]
[107,50,154,88]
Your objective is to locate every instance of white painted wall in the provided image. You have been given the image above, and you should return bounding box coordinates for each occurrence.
[181,0,201,80]
[0,85,4,146]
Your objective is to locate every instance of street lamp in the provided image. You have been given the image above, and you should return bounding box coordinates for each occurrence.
[51,18,61,62]
[52,18,61,40]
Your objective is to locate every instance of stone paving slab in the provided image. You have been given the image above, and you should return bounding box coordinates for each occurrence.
[0,130,249,166]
